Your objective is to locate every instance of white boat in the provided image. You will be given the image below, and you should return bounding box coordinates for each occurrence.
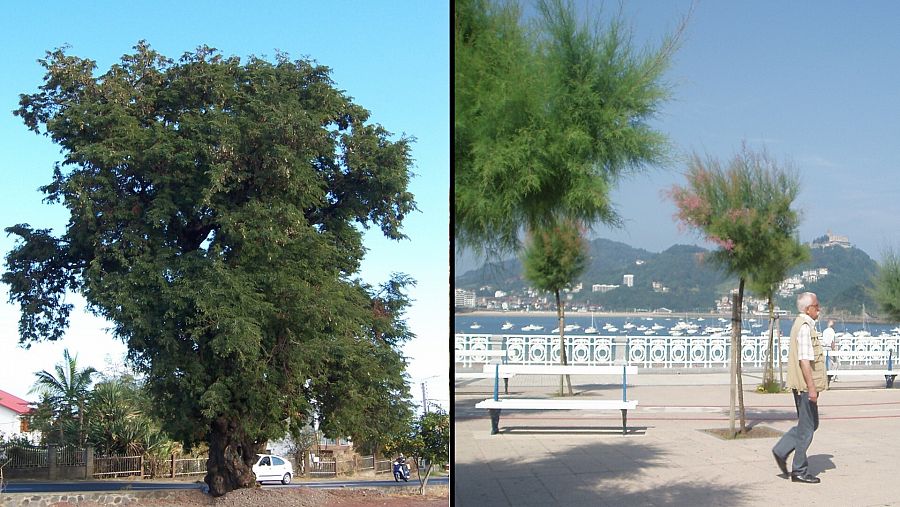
[469,322,481,330]
[651,323,664,330]
[501,321,514,330]
[584,313,598,334]
[606,326,619,333]
[564,323,581,332]
[521,324,543,331]
[623,322,636,330]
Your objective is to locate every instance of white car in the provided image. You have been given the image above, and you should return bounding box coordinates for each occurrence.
[252,454,294,484]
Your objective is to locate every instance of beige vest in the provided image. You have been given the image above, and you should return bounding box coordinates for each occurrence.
[786,314,828,392]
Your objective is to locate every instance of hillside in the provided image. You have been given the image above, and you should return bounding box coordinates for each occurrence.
[455,238,880,315]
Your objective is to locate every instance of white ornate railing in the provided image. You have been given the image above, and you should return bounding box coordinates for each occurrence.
[455,333,900,369]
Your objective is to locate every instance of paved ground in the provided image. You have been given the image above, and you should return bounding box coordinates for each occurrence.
[454,369,900,506]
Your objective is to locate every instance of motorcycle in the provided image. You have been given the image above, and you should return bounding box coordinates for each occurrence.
[392,458,411,482]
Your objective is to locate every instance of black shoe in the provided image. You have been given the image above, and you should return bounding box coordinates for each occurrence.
[791,473,820,484]
[772,450,788,476]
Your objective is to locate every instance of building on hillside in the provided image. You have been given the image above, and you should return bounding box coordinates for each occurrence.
[812,230,851,249]
[623,274,634,287]
[0,389,33,439]
[592,284,619,293]
[454,289,476,309]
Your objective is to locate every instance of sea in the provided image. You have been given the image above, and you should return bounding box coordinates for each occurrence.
[455,313,900,338]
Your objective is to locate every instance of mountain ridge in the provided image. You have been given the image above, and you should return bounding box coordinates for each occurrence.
[455,237,879,316]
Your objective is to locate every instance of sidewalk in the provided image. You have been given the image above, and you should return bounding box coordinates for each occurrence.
[454,371,900,506]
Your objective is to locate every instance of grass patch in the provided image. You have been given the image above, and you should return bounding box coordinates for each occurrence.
[756,380,786,393]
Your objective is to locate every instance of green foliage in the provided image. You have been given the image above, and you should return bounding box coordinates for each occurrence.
[669,145,805,434]
[388,409,449,494]
[455,0,682,255]
[521,221,588,295]
[27,349,97,446]
[6,42,417,496]
[669,146,804,284]
[873,248,900,321]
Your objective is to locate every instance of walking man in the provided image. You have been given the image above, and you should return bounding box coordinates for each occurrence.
[772,291,827,484]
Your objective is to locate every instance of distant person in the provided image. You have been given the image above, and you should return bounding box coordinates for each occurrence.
[772,292,827,484]
[822,320,838,370]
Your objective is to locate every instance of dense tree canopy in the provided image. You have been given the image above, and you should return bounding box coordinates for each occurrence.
[5,42,417,496]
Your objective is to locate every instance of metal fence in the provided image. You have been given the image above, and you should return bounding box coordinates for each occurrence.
[0,443,47,468]
[455,333,900,369]
[57,445,87,467]
[93,454,142,478]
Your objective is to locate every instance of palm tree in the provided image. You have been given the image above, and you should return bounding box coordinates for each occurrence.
[29,349,97,446]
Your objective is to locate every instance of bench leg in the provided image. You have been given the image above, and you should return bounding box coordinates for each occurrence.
[489,409,502,435]
[887,375,896,388]
[621,409,627,436]
[503,377,509,394]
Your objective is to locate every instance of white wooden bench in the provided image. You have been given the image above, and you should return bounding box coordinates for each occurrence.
[826,350,897,388]
[455,349,516,394]
[474,364,638,435]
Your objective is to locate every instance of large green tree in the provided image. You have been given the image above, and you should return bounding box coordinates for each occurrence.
[455,0,684,256]
[669,146,805,435]
[521,219,588,395]
[5,42,417,496]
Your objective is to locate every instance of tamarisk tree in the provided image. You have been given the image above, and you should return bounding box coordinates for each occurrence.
[4,42,417,496]
[669,146,804,436]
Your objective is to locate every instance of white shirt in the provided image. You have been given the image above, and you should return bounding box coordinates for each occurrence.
[797,323,815,361]
[822,326,835,348]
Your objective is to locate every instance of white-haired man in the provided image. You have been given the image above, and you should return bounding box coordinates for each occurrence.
[772,292,827,484]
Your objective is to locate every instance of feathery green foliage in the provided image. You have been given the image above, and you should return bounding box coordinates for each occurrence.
[522,219,587,395]
[669,145,806,432]
[873,248,900,321]
[455,0,683,256]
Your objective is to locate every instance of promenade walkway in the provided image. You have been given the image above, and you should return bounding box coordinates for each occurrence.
[454,370,900,506]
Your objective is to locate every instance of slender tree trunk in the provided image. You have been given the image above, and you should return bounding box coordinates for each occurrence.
[555,290,573,396]
[763,297,776,387]
[205,416,259,497]
[729,293,738,436]
[736,278,747,433]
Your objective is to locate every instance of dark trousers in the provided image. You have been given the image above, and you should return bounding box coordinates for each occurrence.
[772,390,819,475]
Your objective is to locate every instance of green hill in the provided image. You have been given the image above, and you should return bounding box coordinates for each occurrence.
[455,238,880,315]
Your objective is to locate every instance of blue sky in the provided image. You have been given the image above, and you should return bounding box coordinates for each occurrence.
[0,1,449,409]
[458,0,900,272]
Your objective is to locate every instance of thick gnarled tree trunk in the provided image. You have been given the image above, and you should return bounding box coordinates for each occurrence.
[205,416,259,497]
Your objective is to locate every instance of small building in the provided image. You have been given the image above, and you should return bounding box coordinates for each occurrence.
[623,274,634,287]
[0,389,32,438]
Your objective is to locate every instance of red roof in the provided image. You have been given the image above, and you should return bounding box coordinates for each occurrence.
[0,389,31,414]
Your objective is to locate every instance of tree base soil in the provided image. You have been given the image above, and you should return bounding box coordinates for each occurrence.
[701,426,784,440]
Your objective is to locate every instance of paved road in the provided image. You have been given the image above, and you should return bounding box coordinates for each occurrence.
[4,476,448,493]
